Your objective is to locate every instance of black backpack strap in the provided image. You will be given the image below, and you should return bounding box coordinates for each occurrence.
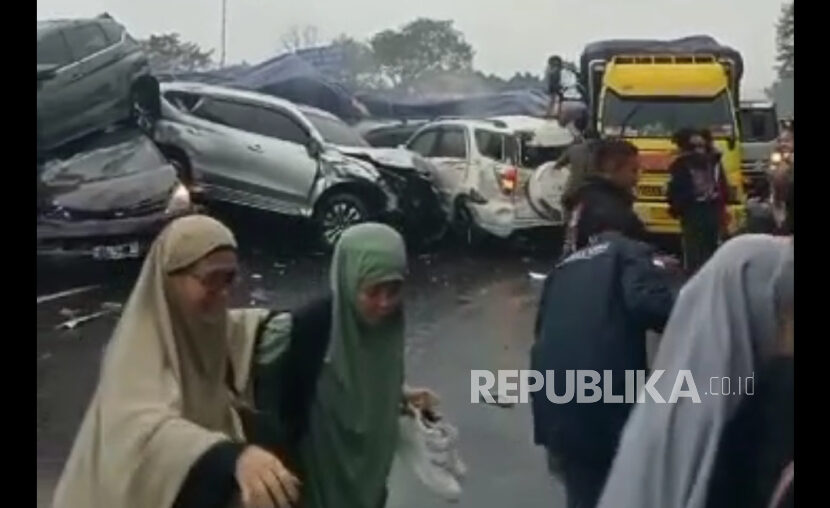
[270,295,333,449]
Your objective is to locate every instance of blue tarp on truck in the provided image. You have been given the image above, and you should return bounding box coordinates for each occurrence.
[157,54,365,120]
[355,89,552,120]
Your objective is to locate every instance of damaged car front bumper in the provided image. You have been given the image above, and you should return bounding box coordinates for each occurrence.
[37,207,191,260]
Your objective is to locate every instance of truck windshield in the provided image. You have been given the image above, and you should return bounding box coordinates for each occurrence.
[739,108,779,143]
[601,91,735,139]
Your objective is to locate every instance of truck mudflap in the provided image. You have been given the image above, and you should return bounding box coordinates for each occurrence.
[634,202,747,235]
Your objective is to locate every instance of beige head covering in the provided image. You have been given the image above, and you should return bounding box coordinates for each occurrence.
[52,215,268,508]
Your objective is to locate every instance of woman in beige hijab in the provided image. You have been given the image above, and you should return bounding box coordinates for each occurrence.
[52,215,300,508]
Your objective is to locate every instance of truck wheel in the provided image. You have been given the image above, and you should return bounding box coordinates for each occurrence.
[315,193,370,249]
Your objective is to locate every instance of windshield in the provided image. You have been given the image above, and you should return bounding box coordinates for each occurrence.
[601,91,736,139]
[305,112,369,147]
[739,108,779,143]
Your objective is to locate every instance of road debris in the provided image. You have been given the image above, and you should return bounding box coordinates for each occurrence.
[101,302,123,312]
[37,285,100,305]
[54,302,123,331]
[55,310,112,331]
[528,271,546,281]
[59,307,80,318]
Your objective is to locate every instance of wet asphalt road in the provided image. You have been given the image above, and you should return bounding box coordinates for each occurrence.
[37,210,573,508]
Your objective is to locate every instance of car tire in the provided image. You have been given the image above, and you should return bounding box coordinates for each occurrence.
[453,199,485,247]
[315,192,370,250]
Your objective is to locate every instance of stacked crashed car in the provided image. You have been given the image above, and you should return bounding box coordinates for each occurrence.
[37,14,160,156]
[37,128,192,260]
[153,82,447,248]
[404,117,574,243]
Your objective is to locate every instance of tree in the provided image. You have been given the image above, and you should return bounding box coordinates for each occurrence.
[281,25,322,53]
[140,33,214,73]
[370,18,474,87]
[330,36,386,90]
[776,1,794,78]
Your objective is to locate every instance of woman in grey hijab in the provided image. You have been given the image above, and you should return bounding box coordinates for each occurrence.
[596,233,794,508]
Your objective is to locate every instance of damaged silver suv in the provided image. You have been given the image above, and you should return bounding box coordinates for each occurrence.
[154,82,446,248]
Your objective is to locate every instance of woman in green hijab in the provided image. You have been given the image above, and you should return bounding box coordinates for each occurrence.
[253,222,437,508]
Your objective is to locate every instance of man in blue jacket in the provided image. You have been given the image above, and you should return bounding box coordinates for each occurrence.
[531,183,677,506]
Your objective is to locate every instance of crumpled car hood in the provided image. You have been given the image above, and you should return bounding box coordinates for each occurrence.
[44,167,177,213]
[335,145,418,171]
[38,131,177,213]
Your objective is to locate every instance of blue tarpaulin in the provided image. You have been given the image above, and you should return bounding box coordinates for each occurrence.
[355,89,552,120]
[159,53,560,122]
[158,54,364,120]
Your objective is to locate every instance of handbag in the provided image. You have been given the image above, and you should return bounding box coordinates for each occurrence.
[396,405,467,502]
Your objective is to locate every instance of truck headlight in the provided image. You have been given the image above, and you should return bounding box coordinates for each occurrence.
[165,183,191,215]
[770,152,783,164]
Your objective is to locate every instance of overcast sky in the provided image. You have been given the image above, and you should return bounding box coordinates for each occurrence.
[37,0,788,96]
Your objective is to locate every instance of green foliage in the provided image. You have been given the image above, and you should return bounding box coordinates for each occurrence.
[776,1,794,78]
[140,33,214,73]
[370,18,474,87]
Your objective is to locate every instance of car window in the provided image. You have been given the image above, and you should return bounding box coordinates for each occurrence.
[64,23,111,60]
[37,31,73,67]
[99,21,124,45]
[475,130,505,161]
[190,98,261,133]
[252,109,309,145]
[164,91,202,112]
[304,112,367,147]
[434,128,468,159]
[408,130,439,157]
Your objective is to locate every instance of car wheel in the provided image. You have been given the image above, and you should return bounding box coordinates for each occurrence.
[316,193,370,249]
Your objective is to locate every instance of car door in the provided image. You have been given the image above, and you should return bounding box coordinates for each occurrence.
[247,107,319,207]
[182,97,275,203]
[61,22,122,136]
[408,127,468,200]
[37,29,78,150]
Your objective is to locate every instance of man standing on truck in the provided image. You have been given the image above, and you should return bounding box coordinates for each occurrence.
[545,55,564,118]
[667,128,728,274]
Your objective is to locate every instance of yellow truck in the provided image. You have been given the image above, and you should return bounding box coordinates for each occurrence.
[579,37,747,234]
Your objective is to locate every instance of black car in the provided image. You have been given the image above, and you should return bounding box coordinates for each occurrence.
[37,128,192,260]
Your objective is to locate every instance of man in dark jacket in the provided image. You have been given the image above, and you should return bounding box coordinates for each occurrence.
[560,139,646,256]
[531,231,675,508]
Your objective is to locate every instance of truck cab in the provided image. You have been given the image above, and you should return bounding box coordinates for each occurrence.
[739,100,779,199]
[580,37,748,235]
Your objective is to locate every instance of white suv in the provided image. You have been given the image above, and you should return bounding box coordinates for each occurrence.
[405,118,571,242]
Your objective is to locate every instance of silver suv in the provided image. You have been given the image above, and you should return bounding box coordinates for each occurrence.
[155,82,446,247]
[37,14,158,155]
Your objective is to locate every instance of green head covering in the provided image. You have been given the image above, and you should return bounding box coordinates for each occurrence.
[300,222,407,508]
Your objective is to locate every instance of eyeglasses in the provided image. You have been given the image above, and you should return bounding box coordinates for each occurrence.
[188,266,238,292]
